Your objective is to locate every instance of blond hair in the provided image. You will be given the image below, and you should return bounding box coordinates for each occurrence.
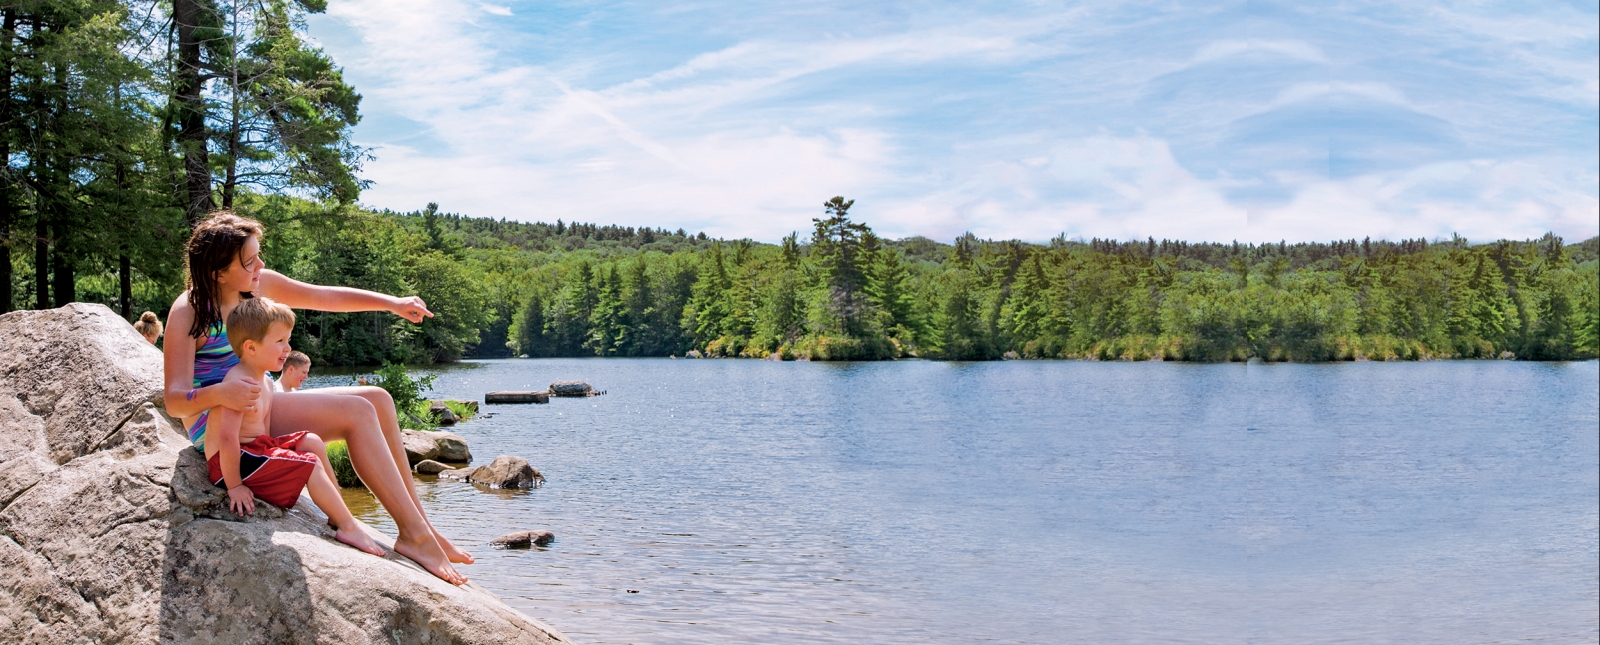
[225,296,296,351]
[283,350,311,369]
[133,311,163,339]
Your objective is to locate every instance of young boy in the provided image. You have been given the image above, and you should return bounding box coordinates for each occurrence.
[206,296,383,556]
[275,350,311,392]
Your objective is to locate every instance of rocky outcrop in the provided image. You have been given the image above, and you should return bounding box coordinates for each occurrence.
[401,428,472,464]
[0,304,570,645]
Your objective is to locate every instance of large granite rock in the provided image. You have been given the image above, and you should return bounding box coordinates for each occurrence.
[0,304,570,645]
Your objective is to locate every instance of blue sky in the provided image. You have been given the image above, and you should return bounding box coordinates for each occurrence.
[309,0,1598,244]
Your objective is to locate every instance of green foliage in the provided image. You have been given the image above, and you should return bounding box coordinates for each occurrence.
[324,440,362,488]
[439,400,476,422]
[371,361,435,427]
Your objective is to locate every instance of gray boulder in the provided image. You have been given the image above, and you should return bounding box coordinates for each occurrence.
[401,429,472,464]
[0,304,570,645]
[413,459,451,474]
[490,530,555,548]
[547,381,593,397]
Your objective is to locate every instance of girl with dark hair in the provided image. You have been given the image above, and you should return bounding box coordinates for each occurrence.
[163,211,471,585]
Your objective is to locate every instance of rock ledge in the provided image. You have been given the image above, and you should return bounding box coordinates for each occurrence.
[0,304,570,644]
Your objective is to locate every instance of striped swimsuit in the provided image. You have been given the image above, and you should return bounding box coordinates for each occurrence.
[187,321,239,452]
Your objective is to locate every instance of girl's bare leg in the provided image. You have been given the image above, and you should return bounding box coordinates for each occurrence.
[315,385,475,565]
[271,392,465,585]
[296,434,384,556]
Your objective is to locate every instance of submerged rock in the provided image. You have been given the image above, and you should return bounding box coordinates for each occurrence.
[0,304,570,644]
[491,530,555,548]
[436,467,476,481]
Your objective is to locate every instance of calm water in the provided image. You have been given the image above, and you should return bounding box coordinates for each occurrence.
[316,359,1599,645]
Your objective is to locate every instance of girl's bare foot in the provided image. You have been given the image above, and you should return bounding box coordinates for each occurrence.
[394,534,467,586]
[336,524,385,556]
[437,532,475,564]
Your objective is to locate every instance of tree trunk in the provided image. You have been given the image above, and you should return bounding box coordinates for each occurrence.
[51,220,72,307]
[120,254,132,318]
[0,9,13,315]
[174,0,212,223]
[48,54,71,307]
[33,218,47,308]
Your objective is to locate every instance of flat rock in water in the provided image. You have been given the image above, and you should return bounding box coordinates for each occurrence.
[412,459,450,474]
[491,530,555,548]
[0,304,570,644]
[548,381,593,397]
[486,391,549,404]
[467,455,544,489]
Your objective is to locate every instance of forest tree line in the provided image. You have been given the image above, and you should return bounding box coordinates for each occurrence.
[1,3,1595,364]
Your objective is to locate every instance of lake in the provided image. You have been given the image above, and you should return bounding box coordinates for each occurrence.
[317,359,1599,645]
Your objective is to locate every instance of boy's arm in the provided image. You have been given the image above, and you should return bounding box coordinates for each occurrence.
[211,406,255,515]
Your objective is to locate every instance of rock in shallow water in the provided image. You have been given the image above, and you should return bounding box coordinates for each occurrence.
[400,428,472,464]
[468,456,544,489]
[428,401,458,425]
[491,530,555,548]
[0,304,571,644]
[548,381,593,397]
[413,459,450,474]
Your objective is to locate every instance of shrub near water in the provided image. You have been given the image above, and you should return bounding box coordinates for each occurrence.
[369,362,437,430]
[325,441,363,488]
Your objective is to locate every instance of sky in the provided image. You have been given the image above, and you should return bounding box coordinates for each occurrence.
[307,0,1599,245]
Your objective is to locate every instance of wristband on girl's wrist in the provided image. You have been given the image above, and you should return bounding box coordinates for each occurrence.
[185,388,198,402]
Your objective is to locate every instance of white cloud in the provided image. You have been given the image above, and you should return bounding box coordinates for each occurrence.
[867,135,1598,244]
[316,0,1599,244]
[1267,82,1411,109]
[479,3,511,17]
[1188,39,1328,66]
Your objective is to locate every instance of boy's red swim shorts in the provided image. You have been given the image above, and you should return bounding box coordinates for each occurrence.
[207,431,319,509]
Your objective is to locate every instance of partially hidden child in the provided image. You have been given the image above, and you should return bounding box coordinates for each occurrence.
[201,296,384,556]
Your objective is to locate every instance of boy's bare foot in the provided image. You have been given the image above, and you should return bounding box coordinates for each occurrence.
[394,534,467,586]
[335,524,386,557]
[437,532,475,564]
